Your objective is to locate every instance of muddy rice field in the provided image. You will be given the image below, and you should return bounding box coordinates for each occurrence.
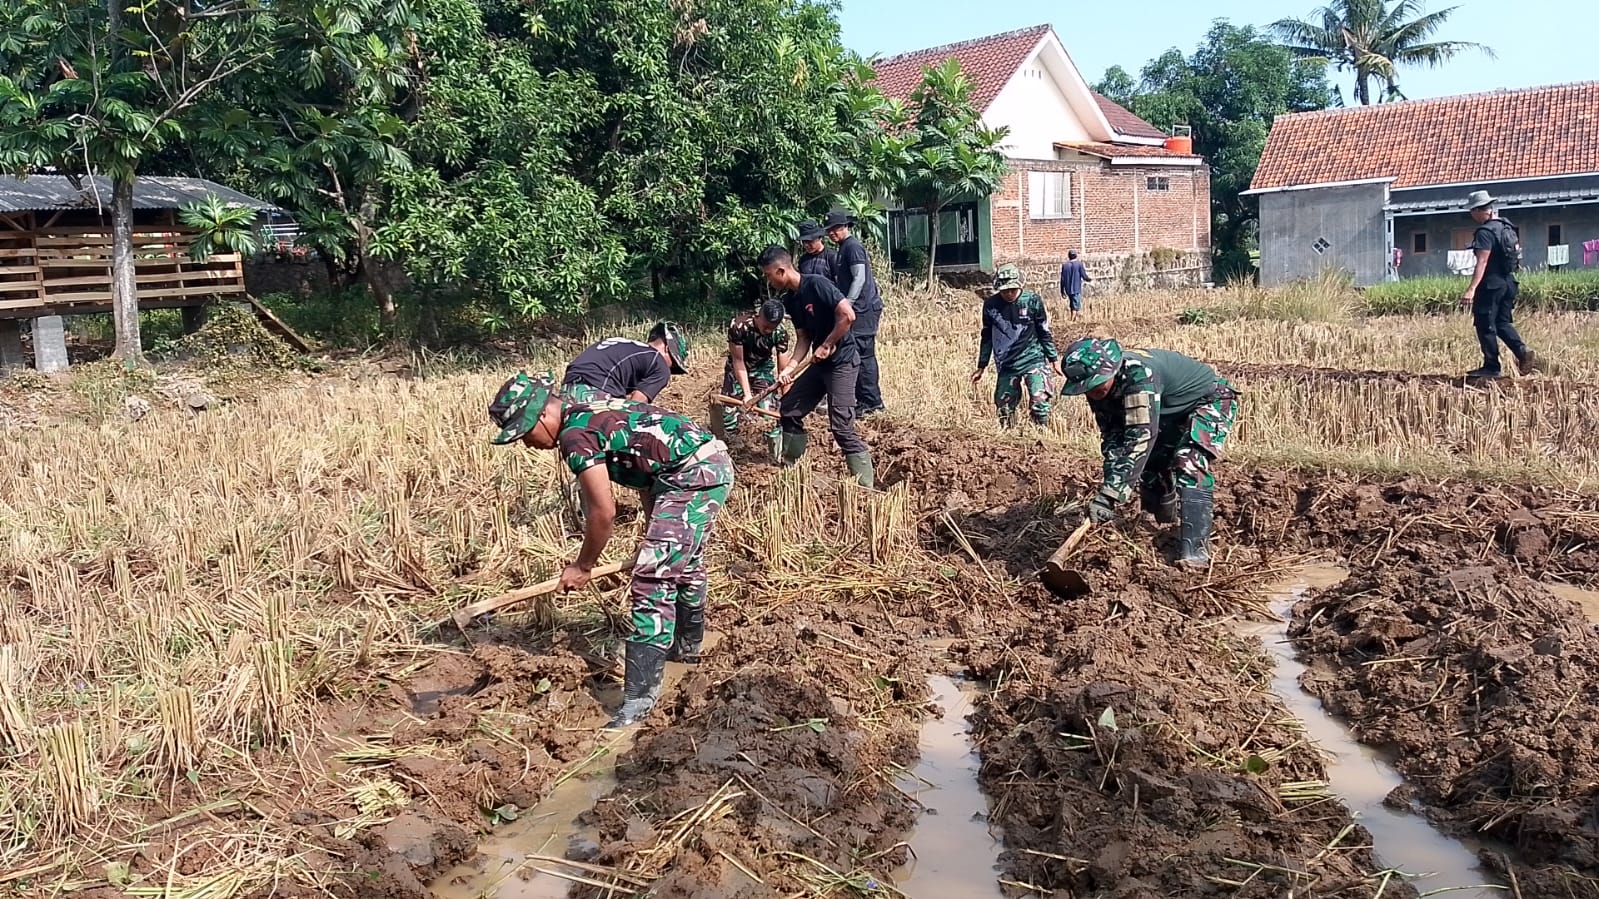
[8,354,1599,899]
[327,392,1599,899]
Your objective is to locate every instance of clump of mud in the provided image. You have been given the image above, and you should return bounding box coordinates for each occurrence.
[1293,563,1599,894]
[569,609,931,897]
[959,598,1409,898]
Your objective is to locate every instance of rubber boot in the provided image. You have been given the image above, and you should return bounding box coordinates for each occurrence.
[1175,486,1214,569]
[1516,351,1541,375]
[607,641,668,729]
[767,431,782,464]
[780,432,808,467]
[667,602,705,663]
[844,452,875,489]
[1140,483,1178,524]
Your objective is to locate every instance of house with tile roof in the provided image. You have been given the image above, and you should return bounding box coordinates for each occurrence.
[868,25,1212,289]
[1246,81,1599,287]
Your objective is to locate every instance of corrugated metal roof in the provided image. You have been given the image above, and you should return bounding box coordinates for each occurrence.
[0,175,275,213]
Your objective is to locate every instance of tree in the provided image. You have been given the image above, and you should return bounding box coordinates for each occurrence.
[1270,0,1493,105]
[0,0,278,362]
[902,59,1008,286]
[0,0,416,358]
[1097,22,1334,280]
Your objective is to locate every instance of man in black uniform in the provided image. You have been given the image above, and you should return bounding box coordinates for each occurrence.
[796,221,837,281]
[560,321,691,403]
[1460,190,1538,378]
[757,245,875,487]
[823,211,885,417]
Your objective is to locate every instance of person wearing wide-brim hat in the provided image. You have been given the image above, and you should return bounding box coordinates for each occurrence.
[1459,190,1537,379]
[971,264,1061,428]
[822,210,887,417]
[1055,338,1241,570]
[796,220,837,281]
[488,371,733,728]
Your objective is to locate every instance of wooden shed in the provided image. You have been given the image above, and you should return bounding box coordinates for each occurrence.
[0,175,271,320]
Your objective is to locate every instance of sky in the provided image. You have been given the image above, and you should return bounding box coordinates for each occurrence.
[837,0,1589,103]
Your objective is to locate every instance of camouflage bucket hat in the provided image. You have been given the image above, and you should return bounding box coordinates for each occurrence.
[649,321,690,375]
[488,370,556,445]
[993,264,1023,291]
[1058,338,1124,396]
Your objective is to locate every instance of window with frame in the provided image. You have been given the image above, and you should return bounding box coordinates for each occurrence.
[1411,232,1428,253]
[1549,224,1564,246]
[1028,171,1071,219]
[1146,176,1170,192]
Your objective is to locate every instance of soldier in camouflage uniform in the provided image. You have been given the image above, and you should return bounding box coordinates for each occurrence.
[489,371,733,729]
[972,264,1061,427]
[722,298,791,457]
[1057,338,1241,568]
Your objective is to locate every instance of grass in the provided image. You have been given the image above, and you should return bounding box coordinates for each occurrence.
[1362,269,1599,315]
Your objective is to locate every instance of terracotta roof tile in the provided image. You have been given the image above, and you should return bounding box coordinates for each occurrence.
[868,25,1052,115]
[867,26,1168,142]
[1090,94,1167,140]
[1251,81,1599,190]
[1059,142,1195,159]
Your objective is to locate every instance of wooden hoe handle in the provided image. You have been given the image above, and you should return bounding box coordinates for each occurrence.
[450,559,635,629]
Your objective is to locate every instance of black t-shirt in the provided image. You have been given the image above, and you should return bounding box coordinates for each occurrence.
[786,274,858,367]
[1470,219,1517,289]
[833,236,881,313]
[798,248,838,282]
[561,337,671,401]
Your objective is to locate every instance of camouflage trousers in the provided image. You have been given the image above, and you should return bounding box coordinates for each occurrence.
[629,451,734,649]
[721,359,780,440]
[994,362,1055,427]
[1143,380,1240,494]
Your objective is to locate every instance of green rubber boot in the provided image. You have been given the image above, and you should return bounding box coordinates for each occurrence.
[844,452,875,489]
[780,432,808,466]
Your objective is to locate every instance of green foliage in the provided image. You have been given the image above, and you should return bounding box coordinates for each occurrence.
[1097,23,1334,282]
[1177,307,1217,325]
[1270,0,1493,105]
[257,289,387,348]
[179,195,261,263]
[900,59,1009,285]
[1361,270,1599,316]
[166,304,305,371]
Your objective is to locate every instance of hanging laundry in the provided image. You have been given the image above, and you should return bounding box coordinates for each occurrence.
[1584,239,1599,267]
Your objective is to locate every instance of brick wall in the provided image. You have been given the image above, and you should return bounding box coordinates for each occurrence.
[991,156,1212,292]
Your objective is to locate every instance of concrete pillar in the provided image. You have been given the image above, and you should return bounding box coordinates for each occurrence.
[182,304,209,335]
[0,319,24,371]
[32,315,68,373]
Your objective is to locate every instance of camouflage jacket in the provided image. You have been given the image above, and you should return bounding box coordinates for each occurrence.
[978,290,1057,373]
[559,399,716,491]
[1087,348,1221,502]
[725,313,790,372]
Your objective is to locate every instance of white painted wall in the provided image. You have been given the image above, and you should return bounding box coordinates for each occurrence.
[984,43,1105,160]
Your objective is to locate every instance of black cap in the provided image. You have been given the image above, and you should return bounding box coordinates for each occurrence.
[822,210,853,230]
[797,220,824,241]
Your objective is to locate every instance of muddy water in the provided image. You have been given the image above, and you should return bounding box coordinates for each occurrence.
[1546,582,1599,624]
[1243,565,1503,898]
[430,635,721,899]
[893,674,1006,899]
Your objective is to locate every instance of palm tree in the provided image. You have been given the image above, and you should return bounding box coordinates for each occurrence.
[1270,0,1494,105]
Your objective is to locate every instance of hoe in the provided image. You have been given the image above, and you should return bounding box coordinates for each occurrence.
[1039,520,1094,599]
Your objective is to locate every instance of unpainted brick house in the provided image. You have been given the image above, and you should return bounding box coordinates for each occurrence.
[869,25,1213,290]
[1248,81,1599,287]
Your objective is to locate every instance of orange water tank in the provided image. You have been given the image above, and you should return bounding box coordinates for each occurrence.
[1164,135,1194,155]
